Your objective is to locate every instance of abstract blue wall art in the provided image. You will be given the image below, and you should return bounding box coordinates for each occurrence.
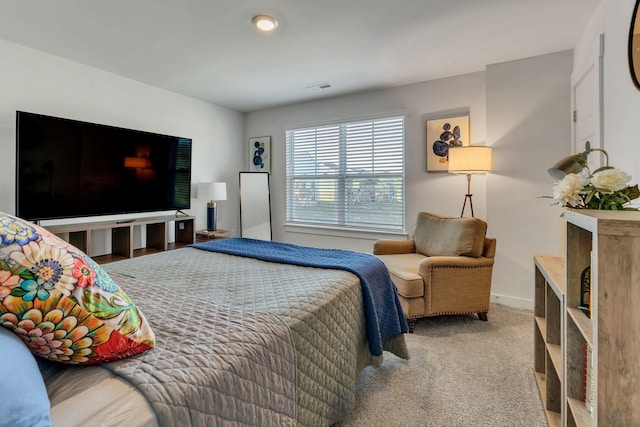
[248,136,271,173]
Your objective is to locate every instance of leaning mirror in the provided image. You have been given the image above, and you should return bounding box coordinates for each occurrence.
[239,172,272,240]
[629,0,640,90]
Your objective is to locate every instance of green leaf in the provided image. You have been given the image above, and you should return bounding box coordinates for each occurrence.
[118,307,142,335]
[81,289,141,335]
[113,290,133,306]
[622,184,640,201]
[584,191,594,204]
[82,289,124,320]
[18,268,36,281]
[10,287,28,297]
[598,198,607,209]
[1,260,35,281]
[111,291,141,334]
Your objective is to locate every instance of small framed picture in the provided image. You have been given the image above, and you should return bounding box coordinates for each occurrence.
[249,136,271,173]
[426,115,470,171]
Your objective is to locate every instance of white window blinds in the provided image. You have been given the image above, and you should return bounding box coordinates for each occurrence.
[286,116,404,231]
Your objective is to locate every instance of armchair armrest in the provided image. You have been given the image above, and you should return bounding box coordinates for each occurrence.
[419,255,495,271]
[373,239,416,255]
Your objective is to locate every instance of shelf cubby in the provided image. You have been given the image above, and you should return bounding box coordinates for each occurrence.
[537,210,640,426]
[45,215,195,264]
[533,254,564,427]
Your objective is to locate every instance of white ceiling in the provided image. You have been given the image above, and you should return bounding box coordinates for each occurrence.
[0,0,600,113]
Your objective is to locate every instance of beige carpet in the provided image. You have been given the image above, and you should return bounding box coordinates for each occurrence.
[334,304,547,427]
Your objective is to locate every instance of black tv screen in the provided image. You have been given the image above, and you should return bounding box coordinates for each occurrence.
[16,111,192,221]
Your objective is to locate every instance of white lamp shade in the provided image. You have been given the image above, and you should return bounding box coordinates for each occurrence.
[197,182,227,201]
[448,146,493,173]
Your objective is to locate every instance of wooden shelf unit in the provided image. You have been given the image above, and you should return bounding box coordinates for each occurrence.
[536,210,640,426]
[563,210,640,427]
[534,254,564,427]
[45,215,195,263]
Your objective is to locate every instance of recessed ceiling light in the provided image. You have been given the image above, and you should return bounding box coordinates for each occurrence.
[252,15,278,32]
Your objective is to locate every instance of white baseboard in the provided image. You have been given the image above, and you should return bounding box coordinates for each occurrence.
[490,293,533,310]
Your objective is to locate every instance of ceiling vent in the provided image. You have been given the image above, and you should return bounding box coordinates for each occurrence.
[305,83,332,91]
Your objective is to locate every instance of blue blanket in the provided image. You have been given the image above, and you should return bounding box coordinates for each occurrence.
[190,238,408,356]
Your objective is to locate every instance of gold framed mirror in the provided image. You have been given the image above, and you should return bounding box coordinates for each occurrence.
[629,0,640,89]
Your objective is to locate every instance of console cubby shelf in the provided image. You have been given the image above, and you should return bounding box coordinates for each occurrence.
[563,209,640,427]
[534,254,564,427]
[45,215,195,264]
[536,210,640,427]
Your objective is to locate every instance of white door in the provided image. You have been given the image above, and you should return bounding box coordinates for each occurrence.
[571,34,604,173]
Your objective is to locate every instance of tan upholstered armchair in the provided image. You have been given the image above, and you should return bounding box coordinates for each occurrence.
[374,212,496,332]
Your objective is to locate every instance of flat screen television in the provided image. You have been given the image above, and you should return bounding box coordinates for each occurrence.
[16,111,192,221]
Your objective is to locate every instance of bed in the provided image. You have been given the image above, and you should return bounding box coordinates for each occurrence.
[21,237,409,426]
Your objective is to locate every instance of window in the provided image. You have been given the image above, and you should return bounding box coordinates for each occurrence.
[286,116,404,231]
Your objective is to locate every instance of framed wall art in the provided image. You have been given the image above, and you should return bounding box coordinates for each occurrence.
[426,115,470,171]
[249,136,271,173]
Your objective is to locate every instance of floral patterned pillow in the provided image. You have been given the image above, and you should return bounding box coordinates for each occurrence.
[0,212,154,364]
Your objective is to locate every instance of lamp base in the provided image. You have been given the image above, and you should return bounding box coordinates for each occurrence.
[460,173,475,217]
[460,193,474,217]
[206,202,217,231]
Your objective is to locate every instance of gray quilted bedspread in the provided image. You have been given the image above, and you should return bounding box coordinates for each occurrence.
[102,273,297,426]
[104,247,409,426]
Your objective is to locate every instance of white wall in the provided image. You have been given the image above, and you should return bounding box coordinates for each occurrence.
[247,52,573,309]
[598,0,640,179]
[486,51,574,308]
[0,34,580,309]
[573,1,605,79]
[246,72,488,253]
[0,38,245,254]
[572,0,640,188]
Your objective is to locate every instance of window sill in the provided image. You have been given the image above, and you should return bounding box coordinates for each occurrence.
[283,223,407,241]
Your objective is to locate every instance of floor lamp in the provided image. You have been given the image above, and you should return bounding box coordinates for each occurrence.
[197,182,227,231]
[448,146,493,217]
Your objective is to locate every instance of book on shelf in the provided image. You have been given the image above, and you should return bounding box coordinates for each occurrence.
[579,264,591,318]
[584,341,594,415]
[589,246,593,320]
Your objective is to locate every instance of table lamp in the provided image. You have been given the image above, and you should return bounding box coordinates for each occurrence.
[197,182,227,231]
[448,146,493,217]
[547,141,608,179]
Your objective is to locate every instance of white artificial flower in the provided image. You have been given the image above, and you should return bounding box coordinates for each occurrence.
[553,172,590,207]
[590,168,631,192]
